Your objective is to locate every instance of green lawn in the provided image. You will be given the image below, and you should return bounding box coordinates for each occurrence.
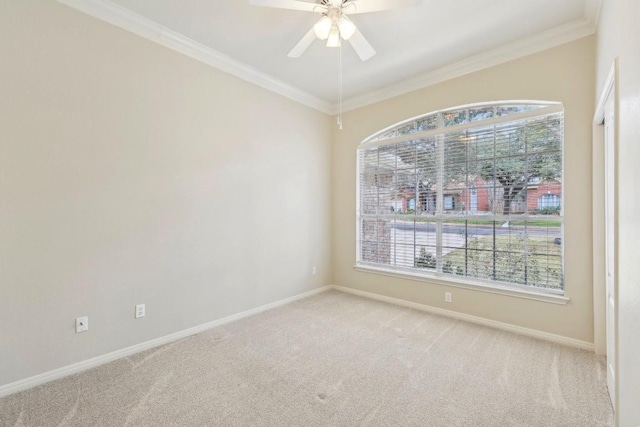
[509,220,561,227]
[440,235,563,289]
[408,217,561,227]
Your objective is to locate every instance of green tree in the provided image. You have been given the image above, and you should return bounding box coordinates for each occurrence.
[415,247,436,269]
[477,117,562,215]
[394,136,469,212]
[368,109,562,217]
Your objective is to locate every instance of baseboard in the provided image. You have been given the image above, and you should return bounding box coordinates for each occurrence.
[0,285,331,398]
[328,285,595,352]
[0,283,594,398]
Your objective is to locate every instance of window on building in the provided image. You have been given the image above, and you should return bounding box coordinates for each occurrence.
[538,194,561,210]
[444,196,454,210]
[357,102,564,292]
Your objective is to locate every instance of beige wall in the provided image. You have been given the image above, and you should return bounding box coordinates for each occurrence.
[332,37,596,342]
[3,1,629,409]
[0,1,331,387]
[596,1,640,425]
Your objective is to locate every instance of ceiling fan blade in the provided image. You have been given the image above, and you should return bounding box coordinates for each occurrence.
[288,28,317,58]
[348,29,376,61]
[344,0,421,14]
[250,0,325,12]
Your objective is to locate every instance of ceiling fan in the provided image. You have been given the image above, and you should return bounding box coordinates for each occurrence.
[250,0,422,61]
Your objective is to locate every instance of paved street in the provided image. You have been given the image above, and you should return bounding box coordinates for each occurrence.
[389,220,560,267]
[392,220,561,238]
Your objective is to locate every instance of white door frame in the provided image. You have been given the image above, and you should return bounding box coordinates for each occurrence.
[593,59,618,416]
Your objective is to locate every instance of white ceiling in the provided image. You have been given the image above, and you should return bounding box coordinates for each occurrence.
[65,0,600,113]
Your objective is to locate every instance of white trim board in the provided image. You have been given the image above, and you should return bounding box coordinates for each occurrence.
[329,285,594,352]
[56,0,334,114]
[341,0,601,112]
[57,0,601,116]
[0,286,331,399]
[594,60,618,125]
[0,283,594,398]
[352,265,569,305]
[341,18,596,112]
[584,0,604,29]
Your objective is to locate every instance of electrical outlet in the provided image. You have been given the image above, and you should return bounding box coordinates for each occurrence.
[76,316,88,333]
[445,292,452,303]
[312,266,317,276]
[135,304,145,319]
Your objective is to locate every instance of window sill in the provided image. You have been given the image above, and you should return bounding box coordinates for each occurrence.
[353,264,569,305]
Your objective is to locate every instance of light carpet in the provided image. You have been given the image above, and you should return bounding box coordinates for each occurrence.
[0,290,613,426]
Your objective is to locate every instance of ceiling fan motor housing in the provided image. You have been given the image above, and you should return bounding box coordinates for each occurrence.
[250,0,422,61]
[315,4,355,44]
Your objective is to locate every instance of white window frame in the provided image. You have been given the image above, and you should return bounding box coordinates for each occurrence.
[355,102,568,304]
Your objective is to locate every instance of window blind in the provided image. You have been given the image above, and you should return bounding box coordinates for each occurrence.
[357,103,564,292]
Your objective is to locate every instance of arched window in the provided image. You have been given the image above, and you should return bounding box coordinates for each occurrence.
[357,102,564,292]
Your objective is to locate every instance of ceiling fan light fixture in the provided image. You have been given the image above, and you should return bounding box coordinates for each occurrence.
[313,16,332,40]
[326,24,341,47]
[338,16,356,40]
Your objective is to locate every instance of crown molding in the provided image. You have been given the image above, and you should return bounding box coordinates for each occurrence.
[340,17,597,112]
[584,0,604,28]
[57,0,601,117]
[57,0,334,114]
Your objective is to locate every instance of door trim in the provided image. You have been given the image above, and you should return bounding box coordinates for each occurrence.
[592,58,618,417]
